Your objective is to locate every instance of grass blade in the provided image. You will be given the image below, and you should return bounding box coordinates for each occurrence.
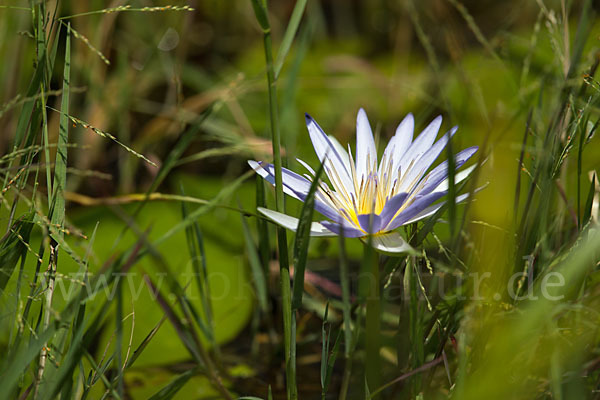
[0,212,35,291]
[39,301,111,400]
[151,107,214,194]
[151,170,252,250]
[124,316,167,370]
[274,0,307,79]
[250,0,297,396]
[445,128,457,244]
[144,276,232,400]
[338,228,352,358]
[583,173,596,226]
[320,303,342,398]
[320,303,330,390]
[35,24,71,398]
[148,368,197,400]
[291,159,325,310]
[49,22,70,231]
[255,177,271,290]
[241,214,269,312]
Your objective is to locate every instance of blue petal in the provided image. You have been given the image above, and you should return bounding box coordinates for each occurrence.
[320,220,365,237]
[378,192,409,229]
[249,160,305,201]
[386,191,447,230]
[293,189,344,222]
[249,160,340,221]
[402,192,471,225]
[418,146,478,196]
[357,213,383,234]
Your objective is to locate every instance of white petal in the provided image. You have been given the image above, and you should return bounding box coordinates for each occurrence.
[389,113,415,172]
[397,126,457,194]
[328,135,351,172]
[356,108,377,180]
[379,134,397,172]
[258,207,337,237]
[305,115,354,192]
[362,231,415,255]
[296,158,316,175]
[433,164,477,193]
[398,115,442,175]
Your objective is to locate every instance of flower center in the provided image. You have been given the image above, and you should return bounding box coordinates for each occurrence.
[307,148,425,231]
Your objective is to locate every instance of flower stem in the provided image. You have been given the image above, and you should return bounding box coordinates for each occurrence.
[338,233,353,400]
[363,241,381,394]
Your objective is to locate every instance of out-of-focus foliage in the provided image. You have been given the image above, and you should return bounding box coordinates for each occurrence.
[0,0,599,399]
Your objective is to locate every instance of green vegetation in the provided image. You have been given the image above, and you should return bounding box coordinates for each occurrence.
[0,1,599,399]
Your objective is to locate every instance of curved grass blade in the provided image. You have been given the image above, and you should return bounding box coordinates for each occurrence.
[0,234,146,395]
[39,301,111,400]
[124,316,167,370]
[148,368,198,400]
[320,303,342,398]
[0,212,35,291]
[181,188,218,352]
[151,170,252,250]
[151,106,214,193]
[144,276,232,400]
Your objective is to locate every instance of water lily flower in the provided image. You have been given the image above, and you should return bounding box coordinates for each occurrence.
[249,108,478,254]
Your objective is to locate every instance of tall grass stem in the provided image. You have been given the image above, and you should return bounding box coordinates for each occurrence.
[251,0,297,397]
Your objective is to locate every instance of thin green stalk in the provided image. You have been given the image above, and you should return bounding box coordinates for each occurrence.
[35,21,70,399]
[339,232,356,400]
[115,278,124,397]
[250,1,296,397]
[364,241,381,394]
[446,130,456,246]
[576,115,586,228]
[255,177,271,286]
[406,256,424,396]
[262,23,285,216]
[339,235,352,359]
[37,9,52,206]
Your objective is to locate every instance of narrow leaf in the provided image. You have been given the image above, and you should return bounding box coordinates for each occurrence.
[291,159,326,310]
[274,0,307,79]
[49,22,71,233]
[241,215,268,312]
[583,174,596,225]
[0,212,35,291]
[250,0,270,31]
[148,368,197,400]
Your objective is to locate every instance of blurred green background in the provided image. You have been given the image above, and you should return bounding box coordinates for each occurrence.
[1,0,600,399]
